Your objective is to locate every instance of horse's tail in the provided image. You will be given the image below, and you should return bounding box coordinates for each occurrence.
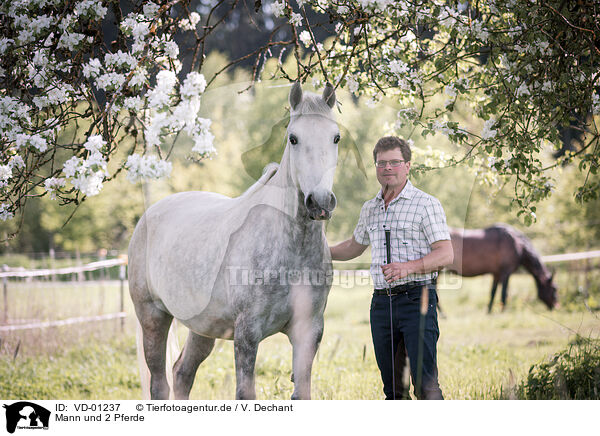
[136,318,181,400]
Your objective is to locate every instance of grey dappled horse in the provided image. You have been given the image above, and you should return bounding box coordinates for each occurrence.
[128,83,339,400]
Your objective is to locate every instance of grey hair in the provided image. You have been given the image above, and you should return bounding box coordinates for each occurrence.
[290,92,334,118]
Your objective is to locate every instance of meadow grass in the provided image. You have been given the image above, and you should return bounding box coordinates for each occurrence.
[0,273,598,400]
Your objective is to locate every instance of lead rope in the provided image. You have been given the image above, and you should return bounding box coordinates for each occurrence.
[384,229,396,400]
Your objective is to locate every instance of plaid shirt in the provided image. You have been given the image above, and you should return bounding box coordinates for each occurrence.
[353,180,450,289]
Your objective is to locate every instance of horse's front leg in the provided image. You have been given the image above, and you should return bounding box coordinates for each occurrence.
[500,276,510,311]
[289,323,322,400]
[233,317,260,400]
[488,278,499,313]
[287,285,325,400]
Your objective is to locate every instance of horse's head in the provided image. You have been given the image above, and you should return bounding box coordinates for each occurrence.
[287,82,339,221]
[539,272,559,309]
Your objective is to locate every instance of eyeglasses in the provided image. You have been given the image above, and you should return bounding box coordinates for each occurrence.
[375,159,406,168]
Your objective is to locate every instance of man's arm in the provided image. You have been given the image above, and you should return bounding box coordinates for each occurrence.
[381,240,453,283]
[330,236,369,261]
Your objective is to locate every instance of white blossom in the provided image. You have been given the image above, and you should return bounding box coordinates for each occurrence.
[389,60,409,76]
[431,119,453,136]
[57,32,86,50]
[71,171,105,196]
[125,154,172,183]
[83,135,105,153]
[445,83,457,97]
[83,58,102,78]
[191,130,216,154]
[346,75,359,93]
[400,31,416,43]
[44,177,66,199]
[147,70,178,109]
[29,134,48,152]
[272,1,286,17]
[289,13,303,27]
[95,72,126,91]
[143,2,160,18]
[592,93,600,115]
[63,156,80,178]
[179,12,201,31]
[0,204,13,221]
[0,165,12,182]
[180,72,207,99]
[105,50,138,70]
[129,68,147,88]
[164,40,179,59]
[299,30,312,47]
[0,38,14,55]
[123,96,143,111]
[62,139,108,197]
[29,14,54,35]
[482,118,497,140]
[9,155,25,169]
[74,0,108,19]
[516,82,530,98]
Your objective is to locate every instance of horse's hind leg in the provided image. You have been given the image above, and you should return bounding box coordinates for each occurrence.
[488,278,499,313]
[139,304,174,399]
[173,332,215,399]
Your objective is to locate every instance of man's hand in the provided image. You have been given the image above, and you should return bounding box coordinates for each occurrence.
[380,240,453,283]
[381,261,417,283]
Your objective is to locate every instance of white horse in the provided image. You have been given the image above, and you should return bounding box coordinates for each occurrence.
[128,82,339,400]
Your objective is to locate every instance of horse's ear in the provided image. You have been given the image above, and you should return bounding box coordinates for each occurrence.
[322,82,336,108]
[289,82,303,110]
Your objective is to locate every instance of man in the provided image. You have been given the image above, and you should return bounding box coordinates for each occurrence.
[330,136,453,400]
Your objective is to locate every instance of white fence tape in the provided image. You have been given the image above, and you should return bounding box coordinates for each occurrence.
[0,312,127,332]
[0,258,126,278]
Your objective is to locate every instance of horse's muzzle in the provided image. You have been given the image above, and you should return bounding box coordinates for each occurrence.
[305,191,336,221]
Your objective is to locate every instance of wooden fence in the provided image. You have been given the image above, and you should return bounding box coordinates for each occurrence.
[1,257,127,332]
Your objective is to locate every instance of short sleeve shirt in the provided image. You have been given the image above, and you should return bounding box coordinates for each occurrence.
[353,180,450,289]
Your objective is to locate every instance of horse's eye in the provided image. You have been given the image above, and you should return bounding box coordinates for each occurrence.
[289,134,298,145]
[334,134,340,144]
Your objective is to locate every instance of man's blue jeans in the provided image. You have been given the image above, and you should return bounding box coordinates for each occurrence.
[370,285,443,400]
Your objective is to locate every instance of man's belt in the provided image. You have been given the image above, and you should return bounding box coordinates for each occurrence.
[373,280,434,296]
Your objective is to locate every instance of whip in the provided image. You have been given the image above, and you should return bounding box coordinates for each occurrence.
[385,229,396,400]
[416,285,428,398]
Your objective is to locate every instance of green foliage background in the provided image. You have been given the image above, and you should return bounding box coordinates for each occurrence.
[1,52,599,258]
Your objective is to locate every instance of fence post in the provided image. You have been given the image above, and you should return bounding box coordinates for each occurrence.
[2,264,8,324]
[119,255,128,332]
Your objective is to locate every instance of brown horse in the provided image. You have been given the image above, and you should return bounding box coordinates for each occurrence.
[448,224,558,312]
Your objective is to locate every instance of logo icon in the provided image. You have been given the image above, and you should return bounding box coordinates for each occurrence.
[3,402,50,433]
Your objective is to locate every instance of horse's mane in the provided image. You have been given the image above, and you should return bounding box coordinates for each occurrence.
[504,225,550,282]
[239,162,279,199]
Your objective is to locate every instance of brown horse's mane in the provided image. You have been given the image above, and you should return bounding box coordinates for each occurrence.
[504,225,550,283]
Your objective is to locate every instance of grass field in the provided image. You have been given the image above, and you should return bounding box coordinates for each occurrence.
[0,272,598,400]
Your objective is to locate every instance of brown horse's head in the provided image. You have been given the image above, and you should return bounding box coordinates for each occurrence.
[538,272,558,309]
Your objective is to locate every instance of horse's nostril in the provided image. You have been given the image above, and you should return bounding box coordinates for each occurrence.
[328,193,337,210]
[306,194,317,210]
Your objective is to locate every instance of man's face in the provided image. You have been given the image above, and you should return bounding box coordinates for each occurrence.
[375,148,410,191]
